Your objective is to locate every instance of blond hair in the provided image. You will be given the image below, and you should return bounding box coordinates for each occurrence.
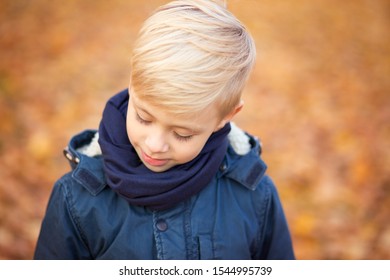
[130,0,256,118]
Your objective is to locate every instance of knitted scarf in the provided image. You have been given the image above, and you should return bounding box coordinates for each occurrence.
[98,89,230,211]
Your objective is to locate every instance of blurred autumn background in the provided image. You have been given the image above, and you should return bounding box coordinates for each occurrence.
[0,0,389,260]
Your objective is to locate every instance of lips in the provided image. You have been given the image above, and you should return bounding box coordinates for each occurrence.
[141,150,169,167]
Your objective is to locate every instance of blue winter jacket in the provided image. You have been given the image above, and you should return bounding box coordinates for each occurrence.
[34,129,295,260]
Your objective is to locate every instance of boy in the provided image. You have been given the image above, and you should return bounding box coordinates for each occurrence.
[34,0,295,259]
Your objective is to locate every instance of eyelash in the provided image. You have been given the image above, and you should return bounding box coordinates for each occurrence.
[135,113,151,125]
[173,133,193,142]
[136,113,193,142]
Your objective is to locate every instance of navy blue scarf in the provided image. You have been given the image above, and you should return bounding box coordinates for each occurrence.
[98,89,230,211]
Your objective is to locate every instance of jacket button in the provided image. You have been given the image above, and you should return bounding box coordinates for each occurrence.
[219,163,227,172]
[156,219,168,232]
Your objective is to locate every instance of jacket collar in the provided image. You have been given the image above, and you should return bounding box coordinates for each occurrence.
[219,134,267,191]
[63,130,106,196]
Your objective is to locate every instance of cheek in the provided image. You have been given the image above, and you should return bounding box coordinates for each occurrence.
[126,116,142,146]
[173,138,208,162]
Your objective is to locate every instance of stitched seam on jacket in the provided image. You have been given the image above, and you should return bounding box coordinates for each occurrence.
[255,177,271,259]
[62,179,93,258]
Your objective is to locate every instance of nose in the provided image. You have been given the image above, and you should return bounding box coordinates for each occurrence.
[145,133,169,154]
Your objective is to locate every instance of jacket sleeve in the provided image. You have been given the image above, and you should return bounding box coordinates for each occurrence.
[257,176,295,260]
[34,176,92,259]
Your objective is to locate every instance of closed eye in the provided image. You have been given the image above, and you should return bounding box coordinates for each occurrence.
[135,112,151,125]
[173,132,193,142]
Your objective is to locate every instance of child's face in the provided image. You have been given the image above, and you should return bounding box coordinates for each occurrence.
[126,93,225,172]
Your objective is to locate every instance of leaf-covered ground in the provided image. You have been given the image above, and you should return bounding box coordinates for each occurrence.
[0,0,389,259]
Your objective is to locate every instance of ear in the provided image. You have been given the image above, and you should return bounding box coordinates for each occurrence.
[214,100,244,131]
